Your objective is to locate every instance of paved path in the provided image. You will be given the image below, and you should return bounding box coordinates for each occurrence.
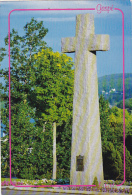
[2,186,131,195]
[2,189,75,195]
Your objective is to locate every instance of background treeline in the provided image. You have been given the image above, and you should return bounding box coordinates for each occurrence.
[98,73,132,106]
[1,18,132,181]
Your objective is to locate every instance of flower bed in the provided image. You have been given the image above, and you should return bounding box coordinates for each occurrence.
[24,179,56,185]
[1,181,23,186]
[104,180,132,186]
[60,186,132,194]
[1,179,132,194]
[1,179,56,187]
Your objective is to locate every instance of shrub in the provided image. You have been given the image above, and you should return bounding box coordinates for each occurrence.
[92,177,99,187]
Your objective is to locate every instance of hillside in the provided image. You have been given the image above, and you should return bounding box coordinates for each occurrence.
[98,73,132,105]
[117,98,132,112]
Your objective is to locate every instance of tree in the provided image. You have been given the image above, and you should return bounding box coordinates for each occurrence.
[1,17,131,181]
[29,48,74,179]
[117,98,132,112]
[99,95,116,179]
[102,76,107,92]
[110,74,115,90]
[28,48,74,124]
[27,48,74,179]
[99,95,111,143]
[1,18,74,179]
[108,106,132,180]
[1,18,49,178]
[56,118,72,178]
[99,95,132,181]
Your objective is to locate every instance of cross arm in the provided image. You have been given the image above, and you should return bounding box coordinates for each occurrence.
[61,37,76,53]
[91,34,110,51]
[61,34,110,53]
[76,34,110,52]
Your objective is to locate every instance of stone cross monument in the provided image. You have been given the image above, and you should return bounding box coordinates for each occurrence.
[61,13,110,185]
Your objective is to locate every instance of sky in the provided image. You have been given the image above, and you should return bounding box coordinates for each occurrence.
[0,0,132,79]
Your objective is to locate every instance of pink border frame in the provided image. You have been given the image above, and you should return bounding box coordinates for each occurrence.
[8,7,125,188]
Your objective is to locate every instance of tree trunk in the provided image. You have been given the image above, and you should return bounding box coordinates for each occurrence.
[53,122,56,179]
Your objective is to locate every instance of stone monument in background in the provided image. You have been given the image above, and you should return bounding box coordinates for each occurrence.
[61,13,110,185]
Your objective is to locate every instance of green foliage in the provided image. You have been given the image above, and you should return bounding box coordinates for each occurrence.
[56,118,72,179]
[104,180,132,186]
[101,76,107,92]
[29,48,74,124]
[55,178,70,184]
[92,177,99,187]
[99,95,132,181]
[117,98,132,111]
[1,178,57,186]
[1,18,74,180]
[99,95,111,143]
[1,17,132,182]
[98,73,132,104]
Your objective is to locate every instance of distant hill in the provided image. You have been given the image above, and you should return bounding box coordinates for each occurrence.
[117,98,132,113]
[98,73,132,105]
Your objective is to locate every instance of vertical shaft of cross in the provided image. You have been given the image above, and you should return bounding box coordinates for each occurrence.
[61,13,110,185]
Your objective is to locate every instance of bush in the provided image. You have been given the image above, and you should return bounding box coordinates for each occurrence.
[55,178,70,184]
[92,177,99,187]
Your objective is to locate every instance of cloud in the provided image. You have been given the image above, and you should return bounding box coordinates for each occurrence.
[37,17,75,22]
[0,1,119,17]
[0,1,98,10]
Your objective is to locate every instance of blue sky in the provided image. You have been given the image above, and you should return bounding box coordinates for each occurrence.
[0,0,132,78]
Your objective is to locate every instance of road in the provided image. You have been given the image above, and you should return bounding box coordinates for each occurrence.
[1,189,76,195]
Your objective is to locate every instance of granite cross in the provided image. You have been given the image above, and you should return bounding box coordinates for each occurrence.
[61,13,110,185]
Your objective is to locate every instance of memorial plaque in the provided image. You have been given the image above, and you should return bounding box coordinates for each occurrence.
[76,155,84,171]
